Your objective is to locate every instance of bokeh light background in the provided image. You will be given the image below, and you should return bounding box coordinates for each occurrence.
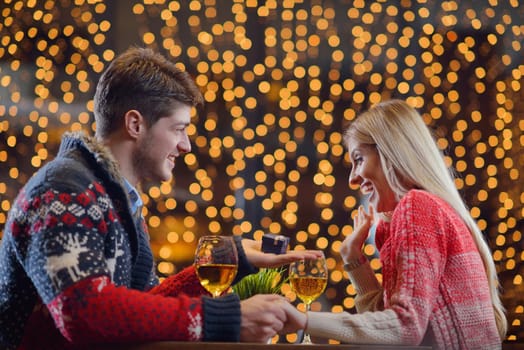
[0,0,522,344]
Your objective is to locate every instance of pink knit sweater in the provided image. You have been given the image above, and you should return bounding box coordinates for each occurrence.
[307,190,500,349]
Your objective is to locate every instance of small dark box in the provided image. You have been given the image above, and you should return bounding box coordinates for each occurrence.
[261,234,289,255]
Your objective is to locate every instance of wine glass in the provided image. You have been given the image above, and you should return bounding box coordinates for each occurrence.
[194,235,238,298]
[289,252,328,344]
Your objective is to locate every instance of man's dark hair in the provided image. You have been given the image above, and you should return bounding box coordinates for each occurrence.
[94,47,203,137]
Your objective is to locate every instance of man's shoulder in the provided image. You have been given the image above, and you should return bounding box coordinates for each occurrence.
[20,152,99,201]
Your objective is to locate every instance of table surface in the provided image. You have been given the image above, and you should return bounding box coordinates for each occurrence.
[98,341,433,350]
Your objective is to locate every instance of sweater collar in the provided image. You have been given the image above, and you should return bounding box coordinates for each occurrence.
[58,131,124,186]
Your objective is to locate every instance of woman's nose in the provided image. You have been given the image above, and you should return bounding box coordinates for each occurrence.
[349,168,361,187]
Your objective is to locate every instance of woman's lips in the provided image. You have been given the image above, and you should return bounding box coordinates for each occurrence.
[360,183,373,195]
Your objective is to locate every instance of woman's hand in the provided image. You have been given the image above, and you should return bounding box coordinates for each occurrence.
[240,239,323,268]
[340,205,374,263]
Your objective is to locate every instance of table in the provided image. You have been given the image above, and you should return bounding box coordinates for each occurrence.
[101,341,432,350]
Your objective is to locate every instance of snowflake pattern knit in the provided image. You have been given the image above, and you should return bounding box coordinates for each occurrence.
[0,132,244,349]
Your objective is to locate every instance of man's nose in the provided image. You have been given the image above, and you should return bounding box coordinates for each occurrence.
[177,134,191,154]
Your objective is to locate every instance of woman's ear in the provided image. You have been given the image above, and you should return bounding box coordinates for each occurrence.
[124,110,144,139]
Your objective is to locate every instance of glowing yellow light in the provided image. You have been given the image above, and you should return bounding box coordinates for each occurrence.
[0,2,521,342]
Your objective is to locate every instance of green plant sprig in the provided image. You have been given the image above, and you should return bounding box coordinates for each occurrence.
[232,267,288,300]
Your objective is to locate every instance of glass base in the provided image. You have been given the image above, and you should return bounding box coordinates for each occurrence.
[301,333,313,344]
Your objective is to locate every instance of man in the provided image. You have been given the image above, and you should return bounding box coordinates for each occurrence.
[0,47,315,349]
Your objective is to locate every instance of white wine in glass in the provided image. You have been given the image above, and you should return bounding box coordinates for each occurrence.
[289,253,328,344]
[194,236,238,298]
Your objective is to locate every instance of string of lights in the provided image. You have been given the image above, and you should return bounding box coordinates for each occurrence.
[0,0,522,343]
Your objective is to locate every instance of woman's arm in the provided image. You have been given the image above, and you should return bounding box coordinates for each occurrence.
[307,192,447,345]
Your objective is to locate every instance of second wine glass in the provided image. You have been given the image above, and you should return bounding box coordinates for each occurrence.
[289,252,328,344]
[194,235,238,298]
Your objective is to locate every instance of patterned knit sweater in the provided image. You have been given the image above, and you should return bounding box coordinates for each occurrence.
[0,132,257,349]
[306,190,501,350]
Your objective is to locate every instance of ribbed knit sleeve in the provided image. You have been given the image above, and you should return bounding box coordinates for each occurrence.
[233,235,258,283]
[346,262,384,313]
[347,261,382,297]
[307,309,403,344]
[202,293,241,341]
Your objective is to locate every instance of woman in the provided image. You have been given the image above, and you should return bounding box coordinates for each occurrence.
[305,100,506,349]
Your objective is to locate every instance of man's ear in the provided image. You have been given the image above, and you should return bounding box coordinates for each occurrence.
[124,110,144,139]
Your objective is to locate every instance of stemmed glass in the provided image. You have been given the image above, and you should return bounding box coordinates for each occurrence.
[194,235,238,298]
[289,252,328,344]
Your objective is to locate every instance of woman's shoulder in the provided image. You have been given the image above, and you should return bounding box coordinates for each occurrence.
[395,189,461,226]
[400,189,446,206]
[403,188,438,200]
[395,189,455,219]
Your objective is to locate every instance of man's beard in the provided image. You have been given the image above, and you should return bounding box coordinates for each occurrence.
[132,136,156,184]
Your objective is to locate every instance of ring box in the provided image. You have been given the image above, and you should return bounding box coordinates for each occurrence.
[261,234,290,255]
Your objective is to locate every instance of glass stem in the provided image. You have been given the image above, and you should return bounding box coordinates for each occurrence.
[302,303,312,344]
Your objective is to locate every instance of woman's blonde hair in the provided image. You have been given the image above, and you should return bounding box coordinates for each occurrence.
[344,99,507,339]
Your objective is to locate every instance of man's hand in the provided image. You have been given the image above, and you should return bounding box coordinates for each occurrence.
[239,294,307,342]
[240,239,323,268]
